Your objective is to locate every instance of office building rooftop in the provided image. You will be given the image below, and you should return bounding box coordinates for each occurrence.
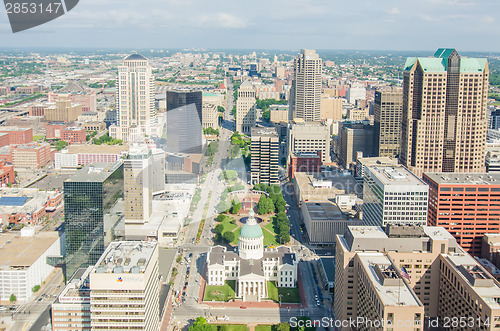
[368,166,426,187]
[424,173,500,185]
[93,241,157,274]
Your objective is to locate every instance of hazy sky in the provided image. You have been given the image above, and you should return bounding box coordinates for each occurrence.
[1,0,499,51]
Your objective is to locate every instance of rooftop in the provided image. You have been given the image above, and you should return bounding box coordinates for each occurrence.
[358,254,421,307]
[66,144,129,154]
[0,231,60,269]
[94,241,157,274]
[424,173,500,185]
[303,200,343,221]
[368,166,426,187]
[65,161,122,183]
[124,54,147,61]
[251,127,278,138]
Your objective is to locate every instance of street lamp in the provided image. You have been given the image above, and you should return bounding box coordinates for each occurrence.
[279,294,282,307]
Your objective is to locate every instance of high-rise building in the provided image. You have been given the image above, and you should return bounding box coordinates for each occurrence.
[346,85,366,105]
[363,166,428,227]
[287,121,331,163]
[337,121,374,168]
[251,127,279,185]
[400,49,489,177]
[374,87,403,157]
[335,225,500,330]
[202,103,218,129]
[236,80,257,135]
[124,146,153,225]
[290,49,322,121]
[320,96,343,121]
[423,172,500,256]
[51,267,92,331]
[45,96,82,122]
[63,162,124,279]
[90,241,159,331]
[109,54,155,142]
[166,89,203,154]
[488,108,500,130]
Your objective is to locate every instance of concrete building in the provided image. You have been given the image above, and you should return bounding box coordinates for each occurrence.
[48,92,97,112]
[0,126,33,145]
[301,200,362,244]
[400,49,489,177]
[202,102,218,129]
[288,151,321,179]
[90,241,159,331]
[363,166,428,227]
[337,121,374,169]
[109,54,155,142]
[374,88,403,157]
[346,108,368,121]
[251,127,279,185]
[320,96,343,121]
[346,85,366,105]
[269,105,289,123]
[0,230,61,302]
[355,156,399,178]
[45,96,82,123]
[63,162,124,279]
[207,209,297,301]
[482,234,500,268]
[51,267,92,331]
[55,144,129,169]
[336,225,500,330]
[288,121,331,163]
[423,173,500,256]
[202,92,225,108]
[236,80,257,135]
[290,49,322,121]
[29,104,46,117]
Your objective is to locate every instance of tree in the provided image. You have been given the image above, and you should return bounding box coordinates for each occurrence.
[224,170,238,180]
[276,323,291,331]
[291,317,316,331]
[231,200,241,214]
[9,294,16,304]
[223,231,235,243]
[262,110,270,122]
[216,214,226,222]
[32,285,41,293]
[189,317,212,331]
[257,195,274,215]
[215,223,224,234]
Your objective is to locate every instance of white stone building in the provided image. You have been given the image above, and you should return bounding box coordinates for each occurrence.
[206,209,297,301]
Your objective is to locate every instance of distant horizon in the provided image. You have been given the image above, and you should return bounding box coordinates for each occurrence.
[1,0,499,52]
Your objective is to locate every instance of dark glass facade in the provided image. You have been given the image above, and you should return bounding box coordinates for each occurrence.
[63,162,123,279]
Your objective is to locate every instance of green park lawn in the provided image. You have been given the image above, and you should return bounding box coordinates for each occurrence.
[204,280,236,302]
[33,135,45,141]
[255,325,273,331]
[211,325,248,331]
[267,281,301,303]
[220,219,238,233]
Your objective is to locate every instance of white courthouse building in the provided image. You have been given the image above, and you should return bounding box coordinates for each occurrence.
[206,209,297,301]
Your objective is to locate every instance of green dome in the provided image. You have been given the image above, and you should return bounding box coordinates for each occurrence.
[240,223,263,239]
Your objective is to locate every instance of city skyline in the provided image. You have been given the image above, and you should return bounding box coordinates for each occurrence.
[0,0,499,51]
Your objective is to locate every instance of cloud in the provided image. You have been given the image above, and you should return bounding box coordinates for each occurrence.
[196,13,249,29]
[387,7,400,15]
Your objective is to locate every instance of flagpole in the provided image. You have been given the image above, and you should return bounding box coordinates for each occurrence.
[398,277,401,305]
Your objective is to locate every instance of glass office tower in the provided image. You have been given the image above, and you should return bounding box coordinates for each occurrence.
[63,161,124,279]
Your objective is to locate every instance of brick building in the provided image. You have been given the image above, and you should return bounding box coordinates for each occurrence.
[46,124,86,144]
[288,151,322,179]
[424,173,500,256]
[11,143,54,169]
[0,127,33,145]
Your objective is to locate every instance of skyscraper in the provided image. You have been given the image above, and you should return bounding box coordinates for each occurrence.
[236,80,257,135]
[124,145,153,225]
[400,49,489,176]
[251,127,279,185]
[109,54,155,142]
[290,49,322,121]
[63,162,124,279]
[374,87,403,157]
[166,89,203,154]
